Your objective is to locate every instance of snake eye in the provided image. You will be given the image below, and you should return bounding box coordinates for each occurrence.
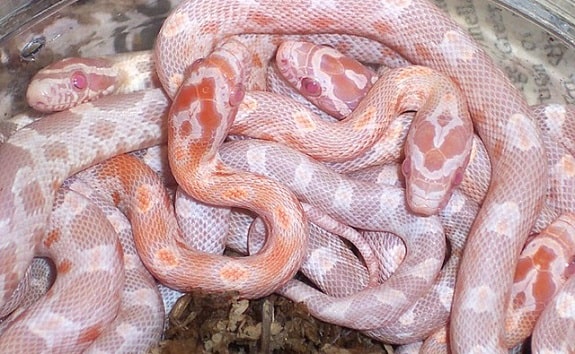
[401,158,411,178]
[229,83,245,107]
[71,71,87,90]
[300,77,322,97]
[452,167,464,186]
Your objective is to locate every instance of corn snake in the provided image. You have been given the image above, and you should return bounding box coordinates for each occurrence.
[278,40,575,350]
[153,7,545,350]
[0,0,562,352]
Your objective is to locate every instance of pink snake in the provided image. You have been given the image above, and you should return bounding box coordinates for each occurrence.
[0,0,564,352]
[281,40,575,349]
[275,40,474,216]
[159,3,547,348]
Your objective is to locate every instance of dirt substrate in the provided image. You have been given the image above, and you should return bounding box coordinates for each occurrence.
[150,291,392,354]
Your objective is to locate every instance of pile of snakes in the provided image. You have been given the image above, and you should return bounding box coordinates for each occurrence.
[1,0,574,352]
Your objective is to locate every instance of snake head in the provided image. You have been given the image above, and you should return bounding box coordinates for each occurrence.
[402,105,473,216]
[276,40,376,119]
[26,57,118,113]
[402,156,467,216]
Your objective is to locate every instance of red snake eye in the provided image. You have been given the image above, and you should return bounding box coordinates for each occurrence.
[229,83,245,107]
[71,71,87,90]
[301,77,322,97]
[401,158,411,178]
[452,167,465,186]
[566,256,575,278]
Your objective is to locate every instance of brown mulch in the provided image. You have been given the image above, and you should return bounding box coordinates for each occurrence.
[150,291,392,354]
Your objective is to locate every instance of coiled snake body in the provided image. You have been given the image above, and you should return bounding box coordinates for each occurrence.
[0,0,555,352]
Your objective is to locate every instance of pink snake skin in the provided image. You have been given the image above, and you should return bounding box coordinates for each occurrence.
[275,40,474,216]
[277,41,575,350]
[3,0,574,352]
[156,2,548,349]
